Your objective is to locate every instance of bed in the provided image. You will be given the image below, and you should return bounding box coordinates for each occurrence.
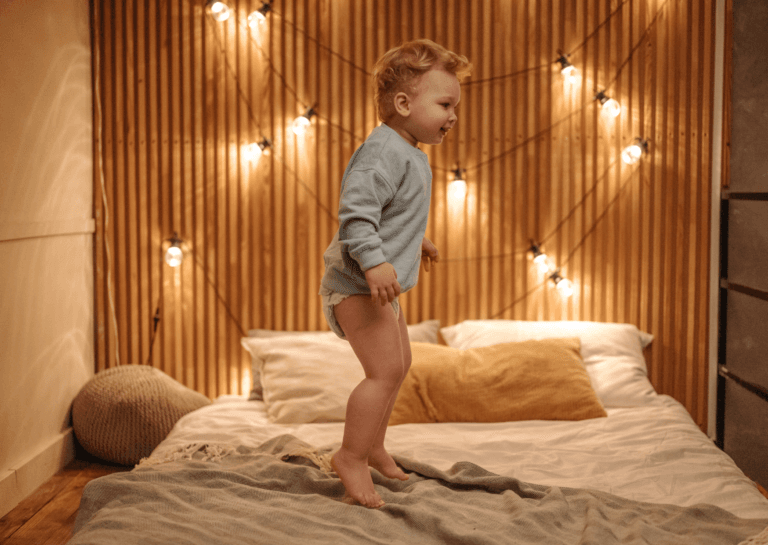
[67,320,768,544]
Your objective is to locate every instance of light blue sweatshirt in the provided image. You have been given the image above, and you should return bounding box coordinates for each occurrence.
[320,123,432,297]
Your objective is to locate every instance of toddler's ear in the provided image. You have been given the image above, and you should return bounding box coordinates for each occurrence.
[393,92,410,117]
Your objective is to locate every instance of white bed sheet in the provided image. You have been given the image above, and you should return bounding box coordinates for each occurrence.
[149,393,768,520]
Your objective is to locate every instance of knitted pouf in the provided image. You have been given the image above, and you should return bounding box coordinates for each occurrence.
[72,364,211,466]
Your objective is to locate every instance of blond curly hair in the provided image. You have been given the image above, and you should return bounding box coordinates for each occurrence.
[372,39,472,122]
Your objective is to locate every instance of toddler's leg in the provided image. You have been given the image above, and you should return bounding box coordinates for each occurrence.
[331,295,407,508]
[368,305,411,481]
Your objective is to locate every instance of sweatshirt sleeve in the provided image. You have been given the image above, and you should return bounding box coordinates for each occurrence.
[337,168,396,271]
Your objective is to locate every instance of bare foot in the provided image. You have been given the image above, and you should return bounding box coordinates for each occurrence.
[368,447,409,481]
[331,448,385,508]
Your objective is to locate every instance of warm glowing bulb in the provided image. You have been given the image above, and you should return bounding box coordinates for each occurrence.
[449,168,467,201]
[248,11,266,28]
[449,179,467,201]
[533,253,550,274]
[621,143,644,165]
[602,98,621,118]
[561,64,577,82]
[165,245,183,267]
[208,1,231,21]
[556,277,574,297]
[244,142,263,162]
[292,115,311,135]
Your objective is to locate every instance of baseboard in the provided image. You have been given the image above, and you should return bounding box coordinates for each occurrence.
[0,428,76,519]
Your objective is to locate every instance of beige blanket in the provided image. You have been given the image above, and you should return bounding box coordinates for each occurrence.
[68,434,768,545]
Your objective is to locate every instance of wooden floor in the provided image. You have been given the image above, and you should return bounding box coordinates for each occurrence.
[0,446,130,545]
[1,449,767,545]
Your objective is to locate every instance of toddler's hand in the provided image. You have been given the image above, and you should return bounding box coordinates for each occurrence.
[364,262,401,306]
[421,237,440,272]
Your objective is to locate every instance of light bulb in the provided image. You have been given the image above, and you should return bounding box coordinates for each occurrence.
[244,139,270,163]
[292,108,316,136]
[533,253,550,274]
[248,11,266,28]
[248,2,271,28]
[165,233,184,267]
[449,179,467,201]
[549,269,573,298]
[529,241,551,274]
[561,64,577,82]
[208,1,231,22]
[556,55,578,83]
[621,143,643,165]
[595,91,621,118]
[165,245,183,267]
[602,98,621,118]
[292,115,311,135]
[556,277,574,298]
[244,142,263,162]
[449,168,467,201]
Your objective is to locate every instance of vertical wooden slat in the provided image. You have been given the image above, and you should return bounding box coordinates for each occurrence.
[93,0,721,431]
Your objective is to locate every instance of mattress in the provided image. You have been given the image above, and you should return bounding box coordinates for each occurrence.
[148,393,768,520]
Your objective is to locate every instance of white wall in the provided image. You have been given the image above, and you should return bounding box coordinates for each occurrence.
[0,0,94,517]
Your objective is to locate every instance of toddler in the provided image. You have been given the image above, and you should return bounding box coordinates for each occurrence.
[319,39,471,508]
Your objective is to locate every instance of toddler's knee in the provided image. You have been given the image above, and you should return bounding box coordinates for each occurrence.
[375,364,406,391]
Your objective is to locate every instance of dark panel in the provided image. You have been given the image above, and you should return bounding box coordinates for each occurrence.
[726,292,768,391]
[727,200,768,293]
[723,379,768,489]
[730,0,768,193]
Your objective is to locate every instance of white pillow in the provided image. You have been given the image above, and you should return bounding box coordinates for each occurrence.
[439,320,656,408]
[242,320,440,407]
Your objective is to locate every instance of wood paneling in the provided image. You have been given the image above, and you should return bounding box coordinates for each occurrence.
[93,0,721,431]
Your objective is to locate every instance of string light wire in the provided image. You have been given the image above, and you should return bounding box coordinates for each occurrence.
[199,0,667,314]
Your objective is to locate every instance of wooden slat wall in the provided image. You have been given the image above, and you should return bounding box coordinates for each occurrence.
[93,0,720,431]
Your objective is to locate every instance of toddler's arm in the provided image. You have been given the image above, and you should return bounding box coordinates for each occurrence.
[338,170,395,272]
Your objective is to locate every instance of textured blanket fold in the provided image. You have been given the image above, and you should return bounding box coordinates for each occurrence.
[68,434,768,545]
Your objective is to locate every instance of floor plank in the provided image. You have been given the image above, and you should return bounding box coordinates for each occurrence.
[0,452,130,545]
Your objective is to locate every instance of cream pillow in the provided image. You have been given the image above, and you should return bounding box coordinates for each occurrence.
[440,320,656,408]
[241,320,440,419]
[246,320,440,404]
[390,339,607,425]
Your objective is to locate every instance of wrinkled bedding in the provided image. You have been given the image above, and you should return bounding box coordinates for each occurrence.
[144,394,768,519]
[69,434,768,545]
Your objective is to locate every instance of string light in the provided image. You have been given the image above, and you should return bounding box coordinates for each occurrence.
[556,54,578,83]
[248,1,272,28]
[449,167,467,201]
[528,240,551,275]
[197,3,668,314]
[595,90,621,118]
[292,106,316,135]
[244,138,271,162]
[621,137,649,165]
[165,232,184,267]
[549,269,574,298]
[206,0,231,22]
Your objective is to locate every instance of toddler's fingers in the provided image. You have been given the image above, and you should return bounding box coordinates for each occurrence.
[386,284,396,304]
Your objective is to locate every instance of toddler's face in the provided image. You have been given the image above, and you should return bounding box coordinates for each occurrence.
[405,68,461,146]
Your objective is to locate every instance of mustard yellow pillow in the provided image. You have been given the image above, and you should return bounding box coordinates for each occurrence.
[389,338,607,425]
